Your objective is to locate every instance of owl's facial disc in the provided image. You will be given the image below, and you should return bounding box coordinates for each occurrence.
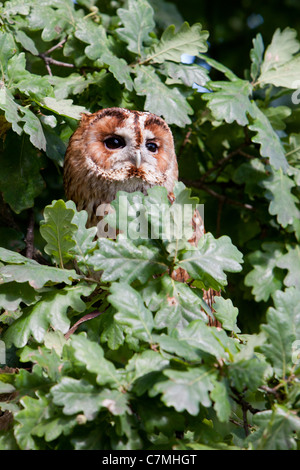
[76,108,177,187]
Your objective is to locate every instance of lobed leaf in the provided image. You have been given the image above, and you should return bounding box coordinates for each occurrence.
[245,242,284,302]
[261,287,300,377]
[40,199,77,267]
[109,282,154,343]
[88,238,167,284]
[116,0,155,55]
[249,104,288,171]
[3,283,94,347]
[153,366,216,416]
[145,22,208,64]
[134,65,193,126]
[178,233,243,290]
[261,168,300,227]
[202,79,253,126]
[276,244,300,289]
[70,335,124,388]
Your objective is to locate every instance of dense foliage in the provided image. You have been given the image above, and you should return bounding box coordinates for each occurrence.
[0,0,299,450]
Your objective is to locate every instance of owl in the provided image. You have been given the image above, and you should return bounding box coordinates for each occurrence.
[64,107,219,320]
[64,107,178,227]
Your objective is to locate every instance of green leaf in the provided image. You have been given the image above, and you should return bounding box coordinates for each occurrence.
[0,86,22,135]
[249,405,300,450]
[7,53,53,102]
[151,278,208,332]
[136,401,185,437]
[250,33,264,81]
[228,357,268,392]
[52,377,128,420]
[210,380,231,423]
[261,28,299,72]
[14,393,49,450]
[276,244,300,289]
[51,377,102,420]
[258,28,300,88]
[245,242,284,302]
[70,335,124,388]
[14,30,38,56]
[0,264,79,289]
[153,366,216,415]
[49,73,93,100]
[75,19,108,61]
[41,97,88,120]
[249,103,288,171]
[14,392,76,449]
[212,296,240,332]
[145,22,208,64]
[0,282,40,310]
[198,53,239,81]
[202,79,253,126]
[4,283,94,347]
[116,0,155,55]
[261,287,300,377]
[65,200,97,273]
[175,320,230,360]
[109,282,154,343]
[134,65,193,126]
[40,199,77,267]
[178,234,243,290]
[20,107,46,151]
[0,31,17,76]
[164,62,209,87]
[0,247,35,265]
[125,350,169,394]
[100,52,133,91]
[17,351,63,384]
[88,238,167,284]
[261,168,299,227]
[153,332,207,362]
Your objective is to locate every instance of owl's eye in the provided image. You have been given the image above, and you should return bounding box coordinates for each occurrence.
[104,136,126,149]
[146,142,158,153]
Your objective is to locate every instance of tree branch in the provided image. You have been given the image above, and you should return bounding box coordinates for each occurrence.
[64,310,103,340]
[181,179,254,211]
[38,38,74,75]
[25,208,35,259]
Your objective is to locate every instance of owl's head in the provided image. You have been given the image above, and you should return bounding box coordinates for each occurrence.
[64,107,178,188]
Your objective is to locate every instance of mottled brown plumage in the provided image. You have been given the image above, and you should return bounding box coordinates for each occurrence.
[64,107,178,227]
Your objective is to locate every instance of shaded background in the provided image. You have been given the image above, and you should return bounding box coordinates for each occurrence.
[170,0,300,75]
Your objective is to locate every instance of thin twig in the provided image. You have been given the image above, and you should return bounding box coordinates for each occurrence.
[64,310,103,340]
[198,149,240,183]
[25,209,35,259]
[38,38,74,75]
[44,38,67,55]
[231,390,260,438]
[177,127,192,160]
[242,403,250,437]
[182,179,254,211]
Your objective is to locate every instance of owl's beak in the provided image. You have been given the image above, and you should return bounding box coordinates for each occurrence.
[135,150,141,168]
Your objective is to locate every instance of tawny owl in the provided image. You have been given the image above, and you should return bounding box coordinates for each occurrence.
[64,107,219,320]
[64,107,179,227]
